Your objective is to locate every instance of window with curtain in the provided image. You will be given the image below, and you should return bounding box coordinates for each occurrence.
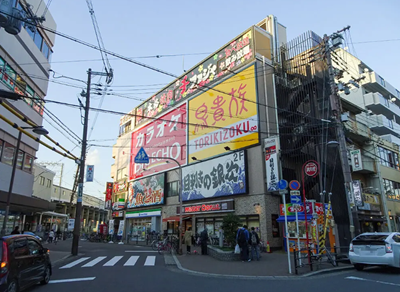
[3,65,16,89]
[2,143,15,166]
[166,181,178,197]
[23,154,33,172]
[17,150,24,169]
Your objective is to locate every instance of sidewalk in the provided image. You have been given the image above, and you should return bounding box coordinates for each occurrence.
[173,245,351,277]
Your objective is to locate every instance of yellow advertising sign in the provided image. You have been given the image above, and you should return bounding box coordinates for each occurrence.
[188,64,258,162]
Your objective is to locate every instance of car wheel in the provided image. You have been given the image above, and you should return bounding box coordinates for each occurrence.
[354,264,364,271]
[40,266,51,285]
[7,279,18,292]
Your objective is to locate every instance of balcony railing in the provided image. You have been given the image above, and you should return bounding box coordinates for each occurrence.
[365,114,400,137]
[364,92,400,120]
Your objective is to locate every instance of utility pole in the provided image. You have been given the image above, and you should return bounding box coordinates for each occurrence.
[71,68,92,256]
[324,30,360,241]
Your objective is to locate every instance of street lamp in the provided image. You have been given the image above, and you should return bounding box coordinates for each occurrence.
[1,125,48,236]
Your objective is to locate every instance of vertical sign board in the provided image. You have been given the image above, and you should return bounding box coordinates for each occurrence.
[105,182,113,210]
[67,219,75,231]
[117,220,125,237]
[188,65,259,162]
[130,104,187,180]
[352,180,364,207]
[182,150,247,201]
[86,165,94,182]
[350,149,363,171]
[108,219,114,235]
[135,30,254,127]
[265,137,279,191]
[127,173,165,208]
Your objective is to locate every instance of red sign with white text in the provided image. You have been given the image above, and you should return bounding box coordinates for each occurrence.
[129,104,187,180]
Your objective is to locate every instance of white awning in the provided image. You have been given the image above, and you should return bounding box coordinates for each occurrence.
[39,211,69,218]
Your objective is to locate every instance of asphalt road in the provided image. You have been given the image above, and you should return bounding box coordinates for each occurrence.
[26,240,400,292]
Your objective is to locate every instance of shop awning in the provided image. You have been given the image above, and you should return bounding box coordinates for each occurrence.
[162,216,191,222]
[0,191,57,214]
[39,211,69,218]
[277,215,313,222]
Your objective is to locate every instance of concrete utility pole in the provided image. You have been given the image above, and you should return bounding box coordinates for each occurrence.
[71,69,92,256]
[324,29,360,241]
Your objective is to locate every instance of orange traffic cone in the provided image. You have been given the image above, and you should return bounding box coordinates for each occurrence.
[266,241,271,253]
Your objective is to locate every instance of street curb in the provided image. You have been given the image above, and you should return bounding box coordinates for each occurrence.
[169,252,354,280]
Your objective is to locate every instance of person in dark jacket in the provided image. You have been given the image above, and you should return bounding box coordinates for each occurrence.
[249,227,260,261]
[11,226,20,235]
[236,225,250,261]
[200,228,208,255]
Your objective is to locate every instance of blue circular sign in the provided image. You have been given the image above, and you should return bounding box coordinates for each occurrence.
[289,180,300,190]
[278,179,288,190]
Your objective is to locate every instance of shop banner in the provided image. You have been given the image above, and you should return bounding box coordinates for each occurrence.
[350,149,363,171]
[127,173,165,208]
[280,203,324,216]
[112,211,124,218]
[188,64,259,162]
[135,30,254,126]
[264,137,279,191]
[130,104,187,180]
[352,180,364,207]
[358,193,381,211]
[108,220,114,235]
[125,208,161,218]
[182,150,247,201]
[112,198,126,211]
[113,179,127,194]
[105,182,113,209]
[67,219,75,231]
[179,200,234,215]
[117,220,125,237]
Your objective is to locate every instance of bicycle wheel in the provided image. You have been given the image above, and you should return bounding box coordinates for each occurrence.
[152,241,160,251]
[158,244,165,255]
[325,250,337,267]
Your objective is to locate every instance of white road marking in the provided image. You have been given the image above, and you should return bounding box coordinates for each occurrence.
[49,277,96,284]
[124,255,139,266]
[103,256,123,266]
[59,257,90,269]
[125,250,158,253]
[346,276,400,287]
[144,256,156,266]
[82,256,107,267]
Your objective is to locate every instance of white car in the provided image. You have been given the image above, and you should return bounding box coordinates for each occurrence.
[349,232,400,270]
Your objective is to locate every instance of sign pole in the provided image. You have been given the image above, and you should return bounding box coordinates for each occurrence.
[295,207,301,266]
[282,193,292,274]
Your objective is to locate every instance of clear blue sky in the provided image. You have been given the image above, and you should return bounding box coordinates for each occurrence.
[37,0,400,199]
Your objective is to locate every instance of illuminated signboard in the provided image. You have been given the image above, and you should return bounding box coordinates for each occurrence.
[182,150,247,201]
[188,64,258,162]
[105,182,113,210]
[178,200,235,215]
[135,30,254,126]
[127,173,165,208]
[129,104,187,180]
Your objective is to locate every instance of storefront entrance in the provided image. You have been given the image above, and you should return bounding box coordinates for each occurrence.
[126,209,162,242]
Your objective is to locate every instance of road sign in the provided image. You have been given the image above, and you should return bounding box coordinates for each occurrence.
[290,191,301,204]
[289,180,300,190]
[304,161,319,177]
[279,189,288,195]
[278,179,288,190]
[86,165,94,182]
[134,147,149,164]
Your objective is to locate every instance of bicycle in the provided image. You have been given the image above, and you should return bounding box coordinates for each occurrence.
[310,247,337,267]
[157,239,173,255]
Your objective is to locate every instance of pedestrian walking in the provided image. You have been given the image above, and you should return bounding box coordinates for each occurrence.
[11,226,20,234]
[249,227,260,261]
[184,227,193,254]
[200,228,208,255]
[236,225,250,262]
[48,230,55,243]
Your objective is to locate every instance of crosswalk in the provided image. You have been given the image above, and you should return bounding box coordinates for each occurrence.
[59,255,159,269]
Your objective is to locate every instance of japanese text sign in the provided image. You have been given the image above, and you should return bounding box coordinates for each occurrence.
[135,30,253,126]
[182,150,247,201]
[265,137,279,191]
[127,173,165,208]
[280,203,324,216]
[129,104,187,180]
[188,64,259,162]
[179,200,235,215]
[105,182,113,210]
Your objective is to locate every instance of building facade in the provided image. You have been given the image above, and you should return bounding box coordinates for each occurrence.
[0,0,56,233]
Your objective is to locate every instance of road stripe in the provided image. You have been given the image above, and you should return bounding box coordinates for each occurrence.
[82,256,107,267]
[125,250,158,253]
[50,277,96,284]
[144,256,156,266]
[59,257,90,269]
[346,276,400,287]
[124,255,139,266]
[103,256,123,266]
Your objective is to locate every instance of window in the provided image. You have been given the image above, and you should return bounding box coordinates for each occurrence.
[0,57,4,79]
[23,154,33,172]
[27,239,41,255]
[16,150,24,169]
[392,234,400,243]
[40,176,45,185]
[0,140,3,160]
[41,41,50,59]
[54,188,57,193]
[62,191,65,196]
[1,142,15,166]
[13,239,29,257]
[378,146,400,170]
[379,75,386,87]
[47,179,51,188]
[167,181,178,197]
[397,90,400,99]
[3,64,16,89]
[34,31,43,51]
[15,74,26,94]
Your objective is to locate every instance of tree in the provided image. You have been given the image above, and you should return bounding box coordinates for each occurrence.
[222,214,241,248]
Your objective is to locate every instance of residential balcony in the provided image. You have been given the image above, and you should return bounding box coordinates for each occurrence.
[364,114,400,137]
[344,118,371,143]
[362,71,400,101]
[364,92,400,120]
[380,134,400,147]
[353,154,376,174]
